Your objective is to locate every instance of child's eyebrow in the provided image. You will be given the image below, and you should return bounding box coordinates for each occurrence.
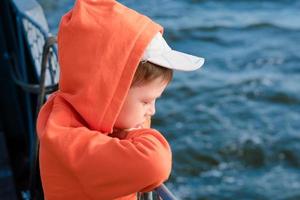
[143,95,161,101]
[150,95,162,100]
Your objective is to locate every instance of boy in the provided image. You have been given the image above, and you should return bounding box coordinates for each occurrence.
[36,0,204,200]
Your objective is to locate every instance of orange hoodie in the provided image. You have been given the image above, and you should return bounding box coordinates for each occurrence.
[36,0,172,199]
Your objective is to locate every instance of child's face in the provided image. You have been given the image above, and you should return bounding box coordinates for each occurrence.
[114,77,168,130]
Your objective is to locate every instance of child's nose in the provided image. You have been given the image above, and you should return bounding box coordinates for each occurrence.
[147,104,156,116]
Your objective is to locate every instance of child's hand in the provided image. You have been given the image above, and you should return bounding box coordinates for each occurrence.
[110,128,129,139]
[110,126,143,139]
[143,117,151,128]
[110,118,151,139]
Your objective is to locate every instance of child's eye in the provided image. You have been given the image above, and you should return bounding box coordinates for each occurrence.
[142,99,156,105]
[142,101,150,105]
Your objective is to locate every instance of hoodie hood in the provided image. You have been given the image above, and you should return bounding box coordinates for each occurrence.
[57,0,162,133]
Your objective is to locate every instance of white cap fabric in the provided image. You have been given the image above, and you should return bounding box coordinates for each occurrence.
[141,32,205,71]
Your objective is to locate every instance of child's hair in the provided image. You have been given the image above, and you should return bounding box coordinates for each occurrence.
[131,61,173,87]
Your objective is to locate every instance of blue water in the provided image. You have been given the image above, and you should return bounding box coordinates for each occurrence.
[37,0,300,199]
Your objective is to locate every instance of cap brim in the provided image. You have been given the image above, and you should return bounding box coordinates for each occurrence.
[147,50,205,71]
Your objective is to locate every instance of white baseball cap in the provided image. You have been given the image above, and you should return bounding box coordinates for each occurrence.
[141,32,205,71]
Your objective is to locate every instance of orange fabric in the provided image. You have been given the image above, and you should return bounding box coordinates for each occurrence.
[36,0,172,199]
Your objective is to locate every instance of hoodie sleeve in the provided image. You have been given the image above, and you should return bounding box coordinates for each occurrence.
[38,104,172,199]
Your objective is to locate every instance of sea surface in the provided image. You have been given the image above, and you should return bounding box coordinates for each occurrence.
[37,0,300,199]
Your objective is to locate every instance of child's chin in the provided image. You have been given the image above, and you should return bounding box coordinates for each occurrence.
[124,124,143,131]
[135,123,143,129]
[119,124,142,131]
